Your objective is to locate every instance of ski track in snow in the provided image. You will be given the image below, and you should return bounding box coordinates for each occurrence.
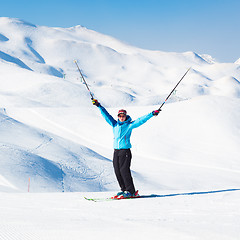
[26,109,240,176]
[0,225,41,240]
[0,190,240,240]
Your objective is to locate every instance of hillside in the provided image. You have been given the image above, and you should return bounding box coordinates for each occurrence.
[0,17,240,193]
[1,16,240,240]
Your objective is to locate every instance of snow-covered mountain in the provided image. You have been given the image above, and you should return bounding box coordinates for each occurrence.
[235,58,240,64]
[1,17,240,109]
[1,17,240,240]
[0,17,240,193]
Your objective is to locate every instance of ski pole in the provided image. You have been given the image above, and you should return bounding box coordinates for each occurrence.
[74,60,94,100]
[158,67,191,111]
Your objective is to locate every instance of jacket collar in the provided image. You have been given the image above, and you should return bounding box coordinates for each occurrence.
[117,115,131,124]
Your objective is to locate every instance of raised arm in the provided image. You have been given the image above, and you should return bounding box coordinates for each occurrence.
[130,112,153,129]
[130,109,160,129]
[92,99,117,127]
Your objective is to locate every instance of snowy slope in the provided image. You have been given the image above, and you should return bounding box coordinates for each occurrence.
[1,16,240,240]
[235,58,240,64]
[1,17,240,109]
[5,96,240,193]
[0,16,240,192]
[0,110,116,193]
[0,190,240,240]
[0,15,240,191]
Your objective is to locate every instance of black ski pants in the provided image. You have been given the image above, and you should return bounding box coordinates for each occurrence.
[113,149,135,194]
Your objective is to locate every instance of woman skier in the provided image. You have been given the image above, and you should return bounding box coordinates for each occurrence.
[92,99,160,199]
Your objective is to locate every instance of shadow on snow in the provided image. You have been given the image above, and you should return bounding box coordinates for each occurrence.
[141,188,240,199]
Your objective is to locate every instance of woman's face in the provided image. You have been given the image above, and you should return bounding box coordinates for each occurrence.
[118,114,126,122]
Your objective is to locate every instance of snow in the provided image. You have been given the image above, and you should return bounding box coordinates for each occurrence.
[235,58,240,64]
[1,190,240,240]
[0,17,240,239]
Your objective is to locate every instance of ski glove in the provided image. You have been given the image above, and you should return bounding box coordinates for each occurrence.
[92,99,100,107]
[152,109,161,116]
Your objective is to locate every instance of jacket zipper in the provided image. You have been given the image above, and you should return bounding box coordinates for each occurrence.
[118,125,121,149]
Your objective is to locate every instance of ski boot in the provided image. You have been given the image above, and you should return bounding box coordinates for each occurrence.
[117,190,139,199]
[111,191,124,199]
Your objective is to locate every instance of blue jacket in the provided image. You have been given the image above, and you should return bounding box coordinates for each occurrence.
[98,105,154,149]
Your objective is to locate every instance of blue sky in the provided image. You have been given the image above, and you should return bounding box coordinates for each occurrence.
[1,0,239,62]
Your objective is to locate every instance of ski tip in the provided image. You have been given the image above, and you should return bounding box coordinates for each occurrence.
[84,197,96,202]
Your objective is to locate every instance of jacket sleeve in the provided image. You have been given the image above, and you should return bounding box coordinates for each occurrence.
[129,112,153,129]
[98,105,117,127]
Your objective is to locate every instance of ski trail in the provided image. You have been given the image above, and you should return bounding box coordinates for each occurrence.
[0,175,18,191]
[7,108,240,176]
[24,109,106,149]
[141,154,240,174]
[33,137,53,151]
[0,224,41,240]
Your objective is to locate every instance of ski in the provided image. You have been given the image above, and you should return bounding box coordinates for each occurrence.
[84,197,114,202]
[84,196,140,202]
[84,194,158,202]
